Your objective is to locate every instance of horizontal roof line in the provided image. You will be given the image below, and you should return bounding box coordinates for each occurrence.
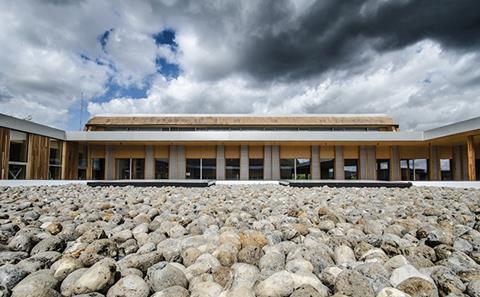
[91,113,392,118]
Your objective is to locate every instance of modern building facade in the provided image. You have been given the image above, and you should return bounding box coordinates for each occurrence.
[1,113,479,181]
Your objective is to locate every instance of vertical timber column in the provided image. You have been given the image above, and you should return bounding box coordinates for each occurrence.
[86,145,92,180]
[367,146,376,180]
[177,145,186,179]
[359,146,367,179]
[461,145,468,180]
[145,145,154,179]
[429,145,440,181]
[263,145,272,180]
[168,145,177,179]
[467,136,476,181]
[390,146,401,181]
[271,145,280,179]
[335,146,344,180]
[240,145,249,180]
[0,127,10,180]
[27,134,49,179]
[311,145,320,180]
[216,145,225,180]
[105,146,114,180]
[452,145,463,181]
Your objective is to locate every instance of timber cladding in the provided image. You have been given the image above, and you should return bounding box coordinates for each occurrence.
[0,127,10,179]
[27,134,50,179]
[63,142,78,180]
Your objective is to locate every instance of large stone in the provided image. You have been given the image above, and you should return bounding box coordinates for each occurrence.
[376,287,412,297]
[11,269,59,297]
[334,245,356,265]
[335,270,375,297]
[106,274,150,297]
[146,262,188,292]
[72,257,118,295]
[0,264,29,291]
[255,270,295,297]
[390,264,438,297]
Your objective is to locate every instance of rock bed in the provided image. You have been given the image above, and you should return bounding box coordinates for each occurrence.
[0,185,479,297]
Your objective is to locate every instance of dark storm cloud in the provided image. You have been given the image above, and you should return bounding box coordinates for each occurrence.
[239,0,480,80]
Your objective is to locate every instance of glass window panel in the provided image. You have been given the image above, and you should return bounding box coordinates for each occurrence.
[49,139,62,166]
[8,164,26,179]
[377,159,390,181]
[225,158,240,180]
[78,169,86,180]
[116,158,130,180]
[92,158,105,180]
[201,158,216,179]
[132,159,145,179]
[280,159,295,179]
[48,166,61,180]
[155,158,169,179]
[186,159,201,179]
[9,130,28,162]
[344,159,358,180]
[296,159,311,180]
[414,159,428,181]
[249,159,264,180]
[78,145,87,169]
[440,159,452,181]
[320,159,335,179]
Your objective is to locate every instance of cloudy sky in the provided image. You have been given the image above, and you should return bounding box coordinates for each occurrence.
[1,0,479,131]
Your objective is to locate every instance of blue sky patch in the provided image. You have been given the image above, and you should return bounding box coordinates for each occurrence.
[156,56,180,79]
[98,28,114,52]
[153,29,177,49]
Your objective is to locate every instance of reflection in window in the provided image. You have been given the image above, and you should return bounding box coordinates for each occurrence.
[186,158,216,179]
[280,159,295,179]
[440,159,452,181]
[377,159,390,181]
[8,130,28,179]
[296,159,311,180]
[401,159,429,181]
[226,159,240,180]
[49,139,62,180]
[249,159,264,180]
[186,159,201,179]
[280,158,311,180]
[92,158,105,180]
[344,159,358,180]
[155,158,169,179]
[115,158,144,180]
[78,145,87,180]
[320,159,335,179]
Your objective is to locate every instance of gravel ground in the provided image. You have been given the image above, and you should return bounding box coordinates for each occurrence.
[0,184,480,297]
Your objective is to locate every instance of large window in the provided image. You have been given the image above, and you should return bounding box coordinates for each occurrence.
[440,159,452,181]
[92,158,105,180]
[8,130,28,179]
[226,158,240,180]
[78,145,87,180]
[115,158,145,180]
[202,159,216,179]
[344,159,358,180]
[377,159,390,181]
[155,158,169,179]
[186,158,216,179]
[280,159,295,179]
[296,159,311,180]
[320,159,335,179]
[49,139,62,180]
[280,158,311,179]
[401,159,429,181]
[249,159,264,180]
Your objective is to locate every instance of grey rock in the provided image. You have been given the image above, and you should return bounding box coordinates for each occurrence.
[0,264,29,291]
[106,274,149,297]
[11,269,59,297]
[146,262,188,292]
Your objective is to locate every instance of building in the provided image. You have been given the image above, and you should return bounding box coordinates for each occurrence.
[0,113,479,181]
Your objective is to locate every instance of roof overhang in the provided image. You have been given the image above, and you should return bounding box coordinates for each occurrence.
[66,131,423,142]
[0,113,65,140]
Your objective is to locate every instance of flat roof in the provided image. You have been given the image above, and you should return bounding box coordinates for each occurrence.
[0,113,66,140]
[86,114,398,127]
